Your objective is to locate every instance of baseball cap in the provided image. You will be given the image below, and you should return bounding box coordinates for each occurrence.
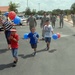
[10,29,17,32]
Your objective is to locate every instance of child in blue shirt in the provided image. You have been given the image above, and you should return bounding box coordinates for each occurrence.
[28,27,39,56]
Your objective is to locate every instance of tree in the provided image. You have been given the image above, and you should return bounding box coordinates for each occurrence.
[37,10,45,15]
[52,9,62,15]
[71,3,75,13]
[31,9,36,15]
[63,9,71,15]
[46,11,52,15]
[9,1,19,13]
[0,11,1,15]
[25,7,31,15]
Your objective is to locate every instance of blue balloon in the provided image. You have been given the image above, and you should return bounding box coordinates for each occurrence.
[13,16,21,24]
[24,33,28,39]
[52,34,58,40]
[4,12,9,16]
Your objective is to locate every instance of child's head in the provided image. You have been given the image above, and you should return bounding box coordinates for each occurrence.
[10,29,17,35]
[45,19,50,25]
[31,27,36,33]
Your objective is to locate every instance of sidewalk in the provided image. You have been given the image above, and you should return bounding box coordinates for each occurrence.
[64,18,73,24]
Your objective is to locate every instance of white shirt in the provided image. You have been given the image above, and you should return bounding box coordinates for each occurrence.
[44,25,53,37]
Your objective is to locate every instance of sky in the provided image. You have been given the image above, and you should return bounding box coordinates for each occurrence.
[0,0,75,12]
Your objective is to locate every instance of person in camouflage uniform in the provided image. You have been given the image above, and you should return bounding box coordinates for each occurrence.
[40,12,49,40]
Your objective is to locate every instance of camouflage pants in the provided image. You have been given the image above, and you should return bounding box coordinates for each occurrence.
[73,20,75,26]
[29,26,35,31]
[42,28,44,38]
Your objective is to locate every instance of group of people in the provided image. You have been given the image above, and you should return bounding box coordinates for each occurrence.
[0,12,64,67]
[0,16,19,67]
[50,13,64,28]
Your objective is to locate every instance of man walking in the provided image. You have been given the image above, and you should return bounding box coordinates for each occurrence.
[27,13,37,30]
[51,14,56,28]
[59,13,64,28]
[40,12,49,40]
[71,13,75,27]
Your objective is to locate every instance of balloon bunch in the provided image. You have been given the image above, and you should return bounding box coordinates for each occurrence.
[52,33,61,40]
[23,33,29,39]
[4,11,21,25]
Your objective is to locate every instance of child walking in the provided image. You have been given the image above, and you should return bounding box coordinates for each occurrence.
[28,27,39,56]
[9,29,19,67]
[44,19,53,50]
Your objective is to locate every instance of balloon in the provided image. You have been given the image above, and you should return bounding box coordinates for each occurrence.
[8,11,16,20]
[57,33,61,38]
[13,16,21,24]
[4,12,9,16]
[24,33,28,39]
[52,34,58,40]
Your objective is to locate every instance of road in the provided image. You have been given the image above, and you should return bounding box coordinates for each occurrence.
[0,20,75,75]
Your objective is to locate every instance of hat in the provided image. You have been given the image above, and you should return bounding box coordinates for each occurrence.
[10,29,17,32]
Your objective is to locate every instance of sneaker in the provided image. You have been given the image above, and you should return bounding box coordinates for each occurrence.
[32,51,36,56]
[12,63,16,67]
[47,47,49,50]
[46,47,49,51]
[12,61,17,67]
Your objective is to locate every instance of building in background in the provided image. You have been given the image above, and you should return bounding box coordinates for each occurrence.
[0,6,9,13]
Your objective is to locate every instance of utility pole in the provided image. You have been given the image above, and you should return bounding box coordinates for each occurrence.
[38,3,40,11]
[27,0,28,8]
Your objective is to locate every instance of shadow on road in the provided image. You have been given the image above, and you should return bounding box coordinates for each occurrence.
[0,63,13,70]
[18,48,47,59]
[36,48,47,53]
[49,49,57,53]
[18,48,57,59]
[72,34,75,36]
[0,49,8,54]
[18,53,34,59]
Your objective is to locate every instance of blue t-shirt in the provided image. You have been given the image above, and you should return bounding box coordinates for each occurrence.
[28,32,39,44]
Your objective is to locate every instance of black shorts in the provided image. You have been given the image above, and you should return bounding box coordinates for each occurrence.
[31,44,37,48]
[45,37,51,43]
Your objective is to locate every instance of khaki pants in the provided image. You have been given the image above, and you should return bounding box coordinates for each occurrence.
[29,26,35,31]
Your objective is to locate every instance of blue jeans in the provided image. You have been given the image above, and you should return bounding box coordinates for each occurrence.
[12,48,18,58]
[5,31,11,44]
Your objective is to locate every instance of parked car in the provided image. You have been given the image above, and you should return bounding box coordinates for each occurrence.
[18,15,27,25]
[35,15,43,20]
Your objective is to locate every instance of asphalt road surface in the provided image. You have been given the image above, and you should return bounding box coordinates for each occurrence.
[0,20,75,75]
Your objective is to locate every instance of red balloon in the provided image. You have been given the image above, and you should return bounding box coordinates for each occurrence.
[8,11,16,20]
[57,33,61,38]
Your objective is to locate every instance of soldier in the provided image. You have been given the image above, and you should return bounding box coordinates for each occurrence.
[51,14,56,28]
[40,12,49,40]
[71,13,75,27]
[59,13,64,28]
[27,13,37,30]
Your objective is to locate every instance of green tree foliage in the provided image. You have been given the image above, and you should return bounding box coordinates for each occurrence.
[37,10,45,15]
[64,9,71,15]
[32,9,36,15]
[9,1,19,13]
[0,11,2,15]
[71,3,75,13]
[25,7,31,15]
[52,9,62,15]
